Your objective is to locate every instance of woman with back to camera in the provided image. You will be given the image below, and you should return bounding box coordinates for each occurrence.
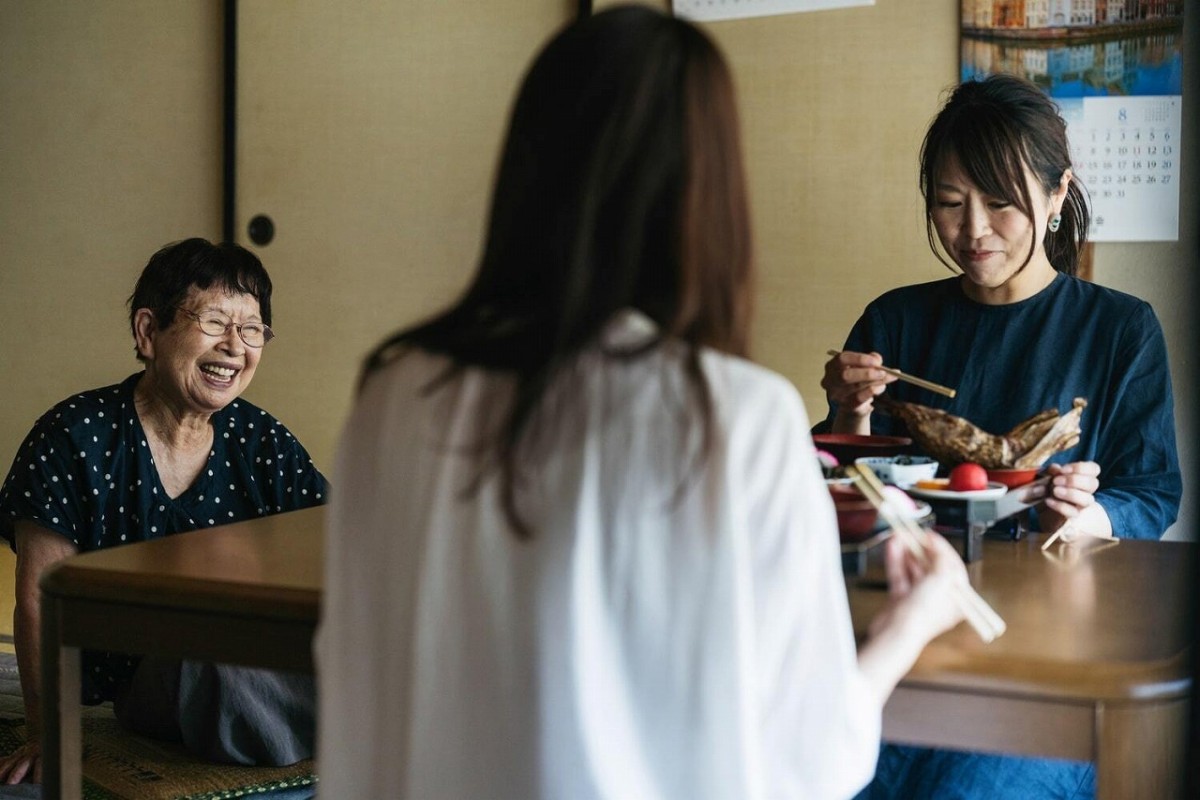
[317,7,970,799]
[823,75,1181,798]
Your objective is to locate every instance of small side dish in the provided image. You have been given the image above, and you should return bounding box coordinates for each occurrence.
[986,467,1040,488]
[855,456,939,488]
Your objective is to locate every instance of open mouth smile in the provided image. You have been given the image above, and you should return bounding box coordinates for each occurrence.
[200,363,240,384]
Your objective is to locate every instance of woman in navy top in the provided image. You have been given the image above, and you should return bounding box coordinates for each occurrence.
[822,75,1180,544]
[823,75,1180,800]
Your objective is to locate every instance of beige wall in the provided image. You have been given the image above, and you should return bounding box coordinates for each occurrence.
[0,2,224,439]
[232,0,572,472]
[0,0,1194,643]
[0,2,224,640]
[699,2,961,405]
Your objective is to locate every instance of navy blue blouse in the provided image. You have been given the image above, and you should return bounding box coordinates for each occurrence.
[0,373,328,702]
[822,273,1181,540]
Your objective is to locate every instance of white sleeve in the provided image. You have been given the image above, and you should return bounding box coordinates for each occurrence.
[731,374,881,799]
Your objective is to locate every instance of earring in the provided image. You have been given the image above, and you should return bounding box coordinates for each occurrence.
[1048,214,1062,232]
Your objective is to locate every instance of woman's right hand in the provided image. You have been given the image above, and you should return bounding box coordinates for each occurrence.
[821,350,895,433]
[0,740,42,785]
[877,532,970,644]
[857,532,969,709]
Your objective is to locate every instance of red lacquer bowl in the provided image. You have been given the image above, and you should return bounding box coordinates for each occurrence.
[828,485,879,542]
[812,433,913,464]
[986,468,1040,489]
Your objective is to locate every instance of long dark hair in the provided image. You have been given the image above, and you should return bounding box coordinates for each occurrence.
[920,74,1090,275]
[361,6,753,536]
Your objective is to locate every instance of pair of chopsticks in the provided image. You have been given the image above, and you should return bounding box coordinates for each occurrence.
[847,464,1007,643]
[1042,537,1120,568]
[827,350,957,399]
[1040,524,1120,552]
[1040,527,1069,551]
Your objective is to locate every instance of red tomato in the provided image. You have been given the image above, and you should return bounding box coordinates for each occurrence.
[949,462,988,492]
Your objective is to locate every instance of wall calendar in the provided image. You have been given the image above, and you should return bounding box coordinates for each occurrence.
[1059,95,1181,241]
[961,3,1184,242]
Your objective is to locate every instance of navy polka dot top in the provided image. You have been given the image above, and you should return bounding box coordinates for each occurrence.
[0,373,328,703]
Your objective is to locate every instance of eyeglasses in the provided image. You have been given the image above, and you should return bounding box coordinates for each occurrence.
[174,307,275,347]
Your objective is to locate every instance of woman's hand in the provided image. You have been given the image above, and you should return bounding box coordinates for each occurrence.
[1037,461,1113,541]
[9,522,78,788]
[821,351,896,434]
[0,740,41,785]
[858,532,968,708]
[872,532,969,642]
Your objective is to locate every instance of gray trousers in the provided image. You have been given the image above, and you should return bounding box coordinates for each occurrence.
[113,658,315,767]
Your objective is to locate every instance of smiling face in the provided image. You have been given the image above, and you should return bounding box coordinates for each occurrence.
[930,153,1071,304]
[134,286,264,417]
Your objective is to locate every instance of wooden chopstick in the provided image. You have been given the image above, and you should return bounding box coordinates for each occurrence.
[853,466,1006,642]
[847,465,1006,643]
[854,465,1007,641]
[827,350,957,398]
[1039,529,1065,551]
[1041,525,1119,553]
[858,492,1003,643]
[849,465,1005,642]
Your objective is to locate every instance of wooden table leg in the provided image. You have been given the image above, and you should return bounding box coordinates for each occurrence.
[40,595,82,800]
[1095,698,1189,800]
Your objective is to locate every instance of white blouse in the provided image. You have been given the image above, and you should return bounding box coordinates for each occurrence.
[316,314,880,799]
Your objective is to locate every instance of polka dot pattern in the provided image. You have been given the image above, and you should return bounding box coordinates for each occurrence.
[0,373,328,704]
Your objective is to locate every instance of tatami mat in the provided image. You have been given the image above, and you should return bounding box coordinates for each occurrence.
[0,654,316,799]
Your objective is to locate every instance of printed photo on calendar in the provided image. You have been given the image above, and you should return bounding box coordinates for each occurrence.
[959,1,1184,241]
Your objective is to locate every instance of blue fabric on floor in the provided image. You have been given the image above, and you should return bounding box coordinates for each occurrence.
[853,744,1095,800]
[115,657,315,768]
[0,786,41,799]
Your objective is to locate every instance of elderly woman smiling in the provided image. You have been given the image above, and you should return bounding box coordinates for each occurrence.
[0,238,326,786]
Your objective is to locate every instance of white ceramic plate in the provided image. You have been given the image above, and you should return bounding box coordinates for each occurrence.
[907,482,1008,501]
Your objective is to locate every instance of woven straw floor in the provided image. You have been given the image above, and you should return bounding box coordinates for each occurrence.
[0,653,315,799]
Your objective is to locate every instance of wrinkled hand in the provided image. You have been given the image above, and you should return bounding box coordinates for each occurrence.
[0,740,42,785]
[821,351,896,427]
[1038,462,1101,540]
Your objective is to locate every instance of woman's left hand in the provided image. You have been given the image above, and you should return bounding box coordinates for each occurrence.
[1037,461,1113,540]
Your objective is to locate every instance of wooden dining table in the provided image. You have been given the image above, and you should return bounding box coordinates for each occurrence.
[39,506,324,800]
[847,532,1195,799]
[38,506,1194,799]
